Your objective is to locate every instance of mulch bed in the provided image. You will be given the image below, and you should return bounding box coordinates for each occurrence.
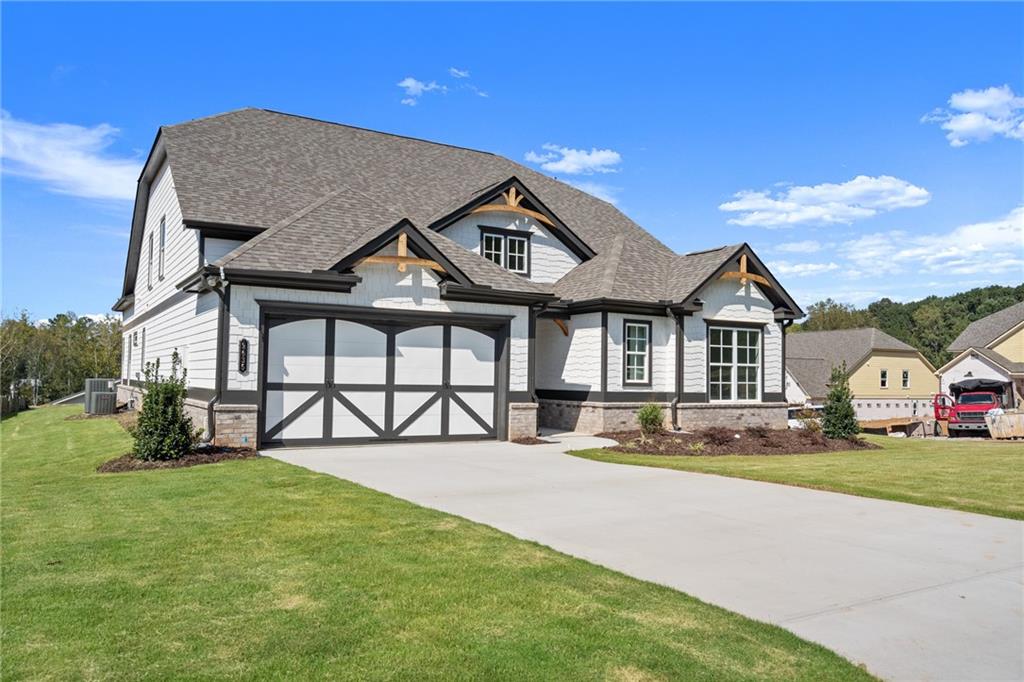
[599,427,879,457]
[97,446,258,473]
[511,436,554,445]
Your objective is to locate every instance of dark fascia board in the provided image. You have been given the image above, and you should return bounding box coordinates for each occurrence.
[329,219,475,288]
[439,282,557,306]
[176,265,361,294]
[185,221,267,240]
[120,132,168,298]
[428,176,596,261]
[111,294,134,312]
[566,298,673,316]
[679,243,804,319]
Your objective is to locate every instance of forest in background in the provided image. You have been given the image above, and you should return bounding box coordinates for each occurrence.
[1,312,122,406]
[790,283,1024,368]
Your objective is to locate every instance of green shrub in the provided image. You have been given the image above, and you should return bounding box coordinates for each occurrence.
[635,403,663,438]
[687,441,706,455]
[822,363,860,440]
[133,352,198,461]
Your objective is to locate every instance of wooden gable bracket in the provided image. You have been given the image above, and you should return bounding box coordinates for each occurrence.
[719,254,771,288]
[358,233,447,273]
[553,318,569,336]
[469,186,556,228]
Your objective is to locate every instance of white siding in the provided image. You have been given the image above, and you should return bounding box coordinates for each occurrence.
[939,353,1011,394]
[606,313,675,393]
[130,163,199,315]
[442,211,581,284]
[681,278,780,399]
[785,369,811,405]
[205,238,244,264]
[536,312,602,391]
[226,263,530,393]
[123,292,219,390]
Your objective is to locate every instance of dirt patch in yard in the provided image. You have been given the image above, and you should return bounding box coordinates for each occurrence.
[600,426,878,457]
[511,436,555,445]
[97,446,258,473]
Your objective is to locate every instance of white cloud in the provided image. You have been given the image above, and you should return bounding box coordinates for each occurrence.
[922,85,1024,147]
[843,206,1024,276]
[719,175,931,227]
[524,143,622,175]
[775,240,822,254]
[567,180,619,205]
[449,67,470,79]
[397,77,446,105]
[0,110,140,200]
[769,261,840,277]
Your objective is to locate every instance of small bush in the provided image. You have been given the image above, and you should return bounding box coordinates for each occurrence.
[636,403,664,438]
[687,441,706,455]
[822,363,860,440]
[701,427,735,446]
[133,353,199,461]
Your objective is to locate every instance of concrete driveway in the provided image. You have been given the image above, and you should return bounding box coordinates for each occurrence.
[266,435,1023,681]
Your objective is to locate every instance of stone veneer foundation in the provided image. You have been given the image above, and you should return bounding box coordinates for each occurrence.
[507,402,539,439]
[539,399,788,434]
[116,384,258,447]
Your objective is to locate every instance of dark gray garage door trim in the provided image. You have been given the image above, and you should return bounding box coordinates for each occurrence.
[257,301,512,448]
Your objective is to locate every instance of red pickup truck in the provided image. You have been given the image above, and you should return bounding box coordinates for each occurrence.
[934,379,1010,437]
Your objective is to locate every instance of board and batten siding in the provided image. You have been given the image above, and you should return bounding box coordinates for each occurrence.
[442,212,581,284]
[606,313,675,393]
[225,264,531,394]
[681,278,782,397]
[535,312,603,391]
[121,162,215,388]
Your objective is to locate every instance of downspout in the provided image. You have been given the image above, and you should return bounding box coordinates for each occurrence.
[669,305,681,431]
[205,266,228,443]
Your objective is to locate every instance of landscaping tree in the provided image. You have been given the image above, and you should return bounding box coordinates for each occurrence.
[636,403,663,443]
[822,363,860,440]
[133,352,198,460]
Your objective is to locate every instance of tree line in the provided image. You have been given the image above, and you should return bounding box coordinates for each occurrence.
[1,311,122,406]
[790,283,1024,368]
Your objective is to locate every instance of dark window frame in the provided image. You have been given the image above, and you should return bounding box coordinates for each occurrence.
[147,233,154,290]
[622,318,653,387]
[478,226,532,278]
[158,216,166,280]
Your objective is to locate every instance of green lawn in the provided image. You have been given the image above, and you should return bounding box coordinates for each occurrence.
[1,406,870,681]
[573,435,1024,520]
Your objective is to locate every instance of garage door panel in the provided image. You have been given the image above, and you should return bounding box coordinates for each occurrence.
[450,327,495,386]
[393,391,442,437]
[334,320,386,385]
[265,390,324,440]
[267,319,326,384]
[395,326,444,385]
[449,392,493,435]
[332,392,385,438]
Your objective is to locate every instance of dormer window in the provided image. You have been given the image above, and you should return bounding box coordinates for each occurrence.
[479,227,531,276]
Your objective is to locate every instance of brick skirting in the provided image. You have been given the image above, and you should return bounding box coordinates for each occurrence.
[508,402,539,439]
[539,399,788,434]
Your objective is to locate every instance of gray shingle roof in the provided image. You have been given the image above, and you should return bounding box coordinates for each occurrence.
[786,357,832,401]
[947,301,1024,352]
[968,346,1024,374]
[786,327,923,377]
[156,108,755,303]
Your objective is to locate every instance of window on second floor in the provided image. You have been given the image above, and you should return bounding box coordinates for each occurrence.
[479,228,530,276]
[902,369,910,389]
[147,234,154,290]
[879,369,888,389]
[158,216,166,280]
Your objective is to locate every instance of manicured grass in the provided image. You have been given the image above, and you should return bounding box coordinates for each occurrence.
[1,407,871,680]
[573,435,1024,520]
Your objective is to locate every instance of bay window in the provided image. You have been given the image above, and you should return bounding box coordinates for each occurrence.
[709,326,761,401]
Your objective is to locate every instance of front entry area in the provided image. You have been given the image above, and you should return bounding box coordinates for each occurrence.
[260,307,509,447]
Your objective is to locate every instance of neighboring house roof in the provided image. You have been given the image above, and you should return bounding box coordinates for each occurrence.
[786,357,831,401]
[119,108,803,314]
[786,327,930,377]
[936,346,1024,376]
[947,301,1024,352]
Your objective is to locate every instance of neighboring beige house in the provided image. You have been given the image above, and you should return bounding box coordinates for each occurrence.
[937,301,1024,405]
[785,328,937,420]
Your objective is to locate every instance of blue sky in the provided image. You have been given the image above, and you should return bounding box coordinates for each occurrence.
[2,2,1022,320]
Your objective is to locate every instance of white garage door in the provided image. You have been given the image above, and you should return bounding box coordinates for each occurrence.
[261,314,500,446]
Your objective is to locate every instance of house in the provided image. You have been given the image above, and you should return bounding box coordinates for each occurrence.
[785,328,937,420]
[936,301,1024,404]
[114,108,803,448]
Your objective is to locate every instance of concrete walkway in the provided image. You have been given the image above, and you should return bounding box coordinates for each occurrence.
[265,434,1024,681]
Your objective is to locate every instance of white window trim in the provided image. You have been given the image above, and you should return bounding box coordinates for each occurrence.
[708,325,762,403]
[481,233,504,267]
[880,369,888,389]
[158,216,166,280]
[901,369,910,389]
[506,235,529,274]
[623,320,652,386]
[147,234,154,290]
